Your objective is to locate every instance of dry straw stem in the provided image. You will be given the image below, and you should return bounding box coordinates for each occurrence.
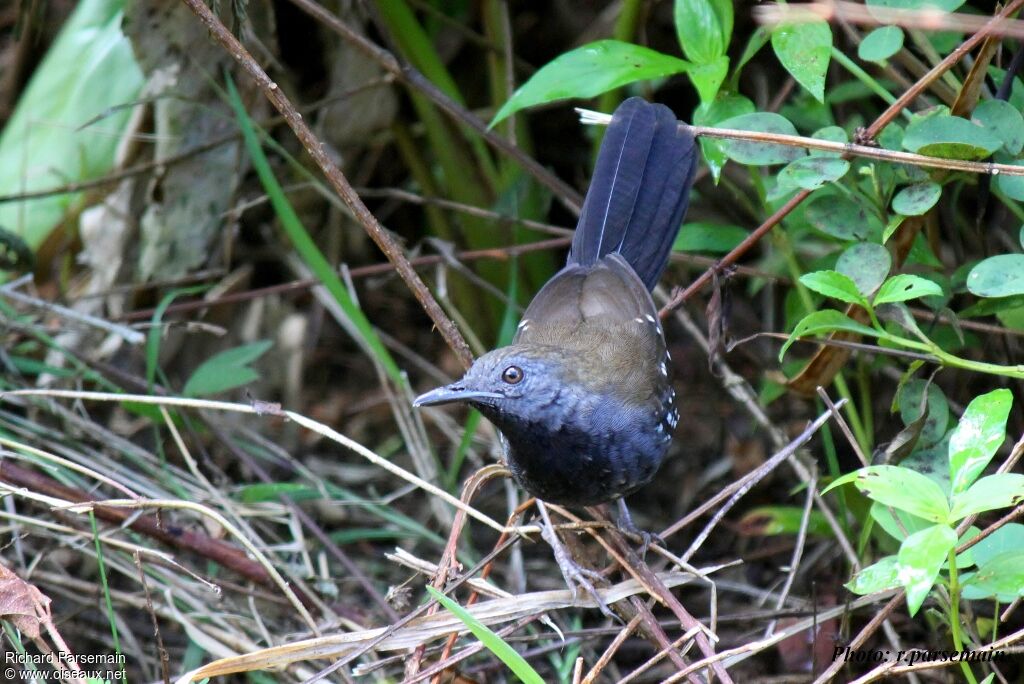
[579,109,1024,177]
[0,389,518,534]
[758,0,1024,41]
[170,569,723,683]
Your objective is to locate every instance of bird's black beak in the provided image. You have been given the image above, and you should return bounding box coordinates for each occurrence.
[413,383,503,407]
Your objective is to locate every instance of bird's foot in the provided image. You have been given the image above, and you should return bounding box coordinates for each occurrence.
[616,499,664,559]
[536,503,616,619]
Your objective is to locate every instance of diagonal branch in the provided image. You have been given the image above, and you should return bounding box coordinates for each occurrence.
[180,0,474,369]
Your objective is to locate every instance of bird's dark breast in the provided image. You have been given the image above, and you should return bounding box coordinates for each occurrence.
[482,394,671,506]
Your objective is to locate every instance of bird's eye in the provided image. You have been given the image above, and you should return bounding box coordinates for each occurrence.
[502,365,524,384]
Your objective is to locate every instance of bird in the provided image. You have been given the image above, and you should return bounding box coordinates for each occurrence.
[414,97,697,602]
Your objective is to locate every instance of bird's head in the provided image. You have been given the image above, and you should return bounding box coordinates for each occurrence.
[413,344,573,423]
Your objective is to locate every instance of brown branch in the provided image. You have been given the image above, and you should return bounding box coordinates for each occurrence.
[180,0,474,370]
[283,0,583,214]
[582,112,1024,176]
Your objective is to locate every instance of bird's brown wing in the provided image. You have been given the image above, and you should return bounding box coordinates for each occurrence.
[514,255,667,402]
[516,255,654,336]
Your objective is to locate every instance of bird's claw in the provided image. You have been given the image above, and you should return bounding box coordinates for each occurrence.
[539,520,616,619]
[616,499,663,558]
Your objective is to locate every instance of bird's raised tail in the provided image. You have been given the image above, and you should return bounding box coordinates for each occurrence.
[568,97,698,291]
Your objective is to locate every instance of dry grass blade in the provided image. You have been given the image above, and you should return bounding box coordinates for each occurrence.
[172,569,725,683]
[0,389,513,534]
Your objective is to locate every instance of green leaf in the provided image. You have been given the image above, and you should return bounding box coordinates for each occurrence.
[898,379,949,448]
[183,340,273,397]
[948,389,1013,494]
[799,270,868,306]
[846,555,900,594]
[883,214,905,243]
[973,100,1024,155]
[715,112,806,165]
[777,156,850,191]
[780,310,881,360]
[896,524,958,616]
[491,41,691,125]
[238,482,320,503]
[892,182,942,216]
[874,274,944,305]
[971,523,1024,567]
[687,55,729,104]
[426,586,545,684]
[826,465,951,523]
[964,550,1024,599]
[674,0,730,64]
[837,242,892,297]
[809,125,848,156]
[870,502,934,542]
[0,0,145,254]
[858,26,904,63]
[695,94,755,180]
[674,222,748,253]
[903,114,1003,160]
[950,474,1024,519]
[771,19,832,103]
[996,161,1024,201]
[804,193,884,241]
[967,254,1024,297]
[738,506,833,536]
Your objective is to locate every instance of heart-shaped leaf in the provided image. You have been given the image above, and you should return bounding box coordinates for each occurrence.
[772,19,832,102]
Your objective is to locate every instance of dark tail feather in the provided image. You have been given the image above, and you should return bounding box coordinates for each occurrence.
[568,97,698,290]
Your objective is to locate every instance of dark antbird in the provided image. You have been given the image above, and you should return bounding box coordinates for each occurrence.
[415,97,697,602]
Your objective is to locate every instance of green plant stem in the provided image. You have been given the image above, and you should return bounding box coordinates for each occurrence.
[776,230,871,450]
[91,511,124,683]
[830,47,908,119]
[892,333,1024,379]
[816,404,851,537]
[857,358,874,441]
[947,549,978,684]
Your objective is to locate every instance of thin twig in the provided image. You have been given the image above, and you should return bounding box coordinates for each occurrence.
[283,0,583,213]
[580,110,1024,177]
[0,276,145,344]
[764,474,817,637]
[681,403,842,563]
[180,0,474,369]
[759,0,1024,41]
